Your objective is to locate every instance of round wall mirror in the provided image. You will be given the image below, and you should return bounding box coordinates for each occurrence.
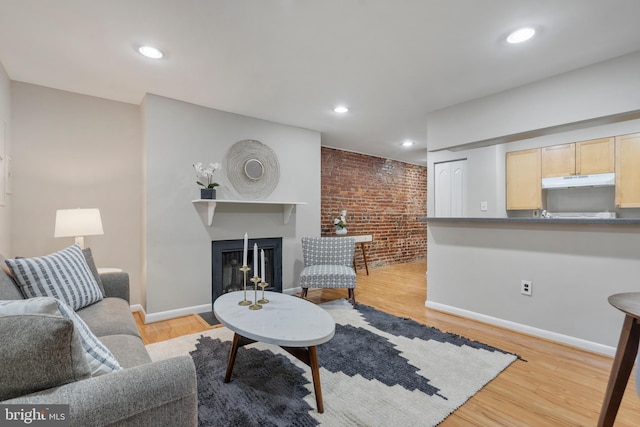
[244,158,264,180]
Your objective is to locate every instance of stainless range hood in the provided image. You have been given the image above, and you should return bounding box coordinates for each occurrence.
[541,173,615,189]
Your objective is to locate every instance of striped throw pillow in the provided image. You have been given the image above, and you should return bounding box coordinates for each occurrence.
[5,245,103,311]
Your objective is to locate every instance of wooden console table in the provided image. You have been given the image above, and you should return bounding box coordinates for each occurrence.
[352,235,373,275]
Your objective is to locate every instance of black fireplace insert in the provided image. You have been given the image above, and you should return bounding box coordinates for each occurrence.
[211,237,283,304]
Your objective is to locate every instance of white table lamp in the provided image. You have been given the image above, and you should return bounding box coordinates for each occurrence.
[54,208,104,249]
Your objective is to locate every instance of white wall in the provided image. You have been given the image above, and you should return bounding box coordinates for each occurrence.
[0,62,11,254]
[10,83,143,303]
[7,85,320,316]
[427,51,640,151]
[8,86,319,316]
[143,94,320,315]
[426,54,640,351]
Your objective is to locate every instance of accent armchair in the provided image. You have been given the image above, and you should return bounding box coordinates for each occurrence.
[299,237,357,307]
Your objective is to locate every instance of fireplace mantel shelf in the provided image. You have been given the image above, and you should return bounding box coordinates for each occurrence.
[192,199,307,226]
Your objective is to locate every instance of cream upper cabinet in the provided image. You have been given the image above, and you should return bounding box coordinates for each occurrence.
[541,143,575,177]
[541,138,614,178]
[506,148,542,210]
[615,133,640,208]
[576,138,615,175]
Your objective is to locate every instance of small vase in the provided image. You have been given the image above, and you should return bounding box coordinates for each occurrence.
[336,227,347,235]
[201,188,216,200]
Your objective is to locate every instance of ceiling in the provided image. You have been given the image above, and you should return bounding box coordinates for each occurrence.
[1,1,640,165]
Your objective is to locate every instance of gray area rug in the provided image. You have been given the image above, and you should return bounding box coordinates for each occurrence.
[147,300,519,426]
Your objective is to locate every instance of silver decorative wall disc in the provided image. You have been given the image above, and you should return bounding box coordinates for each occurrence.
[224,139,280,199]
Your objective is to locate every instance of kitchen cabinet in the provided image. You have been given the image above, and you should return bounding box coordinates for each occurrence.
[615,133,640,208]
[506,148,542,210]
[541,138,614,178]
[576,138,615,174]
[541,143,574,177]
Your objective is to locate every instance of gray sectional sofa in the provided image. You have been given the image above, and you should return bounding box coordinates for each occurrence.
[0,250,198,426]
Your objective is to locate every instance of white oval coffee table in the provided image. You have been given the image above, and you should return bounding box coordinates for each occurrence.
[214,291,335,413]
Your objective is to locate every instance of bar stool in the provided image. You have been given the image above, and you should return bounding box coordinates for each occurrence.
[598,292,640,427]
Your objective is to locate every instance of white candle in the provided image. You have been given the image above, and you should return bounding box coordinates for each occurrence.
[243,233,248,266]
[261,249,265,282]
[253,243,258,276]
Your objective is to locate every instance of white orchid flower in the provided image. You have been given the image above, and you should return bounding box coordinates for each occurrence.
[193,161,221,188]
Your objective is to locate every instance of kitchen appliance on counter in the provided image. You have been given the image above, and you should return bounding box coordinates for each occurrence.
[541,211,617,219]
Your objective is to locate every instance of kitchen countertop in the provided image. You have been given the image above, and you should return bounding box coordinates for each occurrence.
[419,217,640,225]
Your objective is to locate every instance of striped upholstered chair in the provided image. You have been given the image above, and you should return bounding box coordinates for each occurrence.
[299,237,357,307]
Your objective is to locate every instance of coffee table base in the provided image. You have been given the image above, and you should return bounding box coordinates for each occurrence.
[223,332,325,413]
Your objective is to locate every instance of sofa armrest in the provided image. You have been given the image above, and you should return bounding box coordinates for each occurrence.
[99,272,130,303]
[4,356,197,427]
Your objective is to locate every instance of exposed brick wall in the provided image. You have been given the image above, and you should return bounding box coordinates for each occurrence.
[321,147,427,269]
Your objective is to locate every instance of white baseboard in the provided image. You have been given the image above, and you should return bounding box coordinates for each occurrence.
[131,290,301,324]
[134,296,615,355]
[425,301,616,357]
[130,304,144,314]
[138,303,212,324]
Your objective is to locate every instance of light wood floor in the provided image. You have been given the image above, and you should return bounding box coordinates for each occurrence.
[134,262,640,426]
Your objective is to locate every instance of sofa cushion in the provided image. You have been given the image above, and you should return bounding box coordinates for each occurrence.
[0,297,122,377]
[81,247,106,297]
[99,334,152,368]
[5,244,103,310]
[0,315,90,401]
[0,256,23,300]
[0,300,92,400]
[76,297,141,339]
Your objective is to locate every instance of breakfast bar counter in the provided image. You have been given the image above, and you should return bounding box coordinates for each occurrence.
[420,217,640,225]
[423,213,640,353]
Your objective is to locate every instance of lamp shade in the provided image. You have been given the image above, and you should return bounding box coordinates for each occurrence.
[54,208,104,238]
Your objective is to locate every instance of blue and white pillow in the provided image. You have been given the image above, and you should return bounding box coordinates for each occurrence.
[5,244,103,311]
[0,297,122,376]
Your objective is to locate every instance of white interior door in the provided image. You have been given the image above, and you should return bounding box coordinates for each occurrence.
[435,162,451,217]
[435,159,467,217]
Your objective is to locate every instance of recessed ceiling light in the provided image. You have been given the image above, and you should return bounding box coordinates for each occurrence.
[402,140,415,147]
[333,106,349,113]
[506,27,536,44]
[138,45,164,59]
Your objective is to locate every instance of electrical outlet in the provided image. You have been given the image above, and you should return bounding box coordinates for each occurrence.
[521,280,532,296]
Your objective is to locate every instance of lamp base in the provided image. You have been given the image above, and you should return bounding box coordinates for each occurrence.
[74,236,85,249]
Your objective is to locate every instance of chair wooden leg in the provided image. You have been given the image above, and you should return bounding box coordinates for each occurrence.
[348,288,357,307]
[360,242,369,275]
[301,288,308,298]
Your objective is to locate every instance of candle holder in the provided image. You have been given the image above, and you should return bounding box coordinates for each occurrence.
[238,265,252,306]
[258,281,269,304]
[249,276,263,310]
